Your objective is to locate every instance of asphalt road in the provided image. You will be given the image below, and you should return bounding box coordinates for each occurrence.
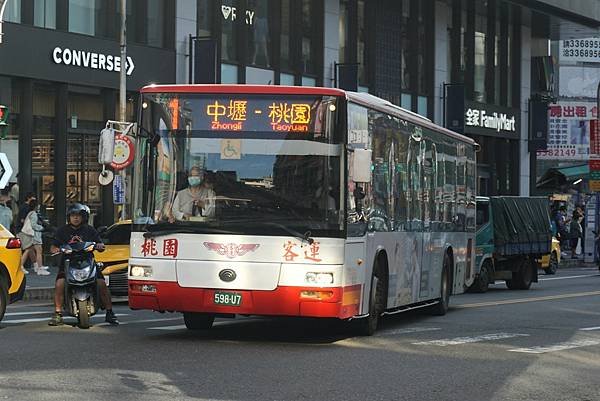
[1,266,599,401]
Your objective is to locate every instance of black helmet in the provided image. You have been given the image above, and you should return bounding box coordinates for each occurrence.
[67,203,90,223]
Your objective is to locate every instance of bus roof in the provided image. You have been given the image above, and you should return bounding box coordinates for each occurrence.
[140,84,346,97]
[346,92,477,146]
[140,84,476,146]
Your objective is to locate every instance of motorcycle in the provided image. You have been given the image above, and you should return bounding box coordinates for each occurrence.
[57,242,103,329]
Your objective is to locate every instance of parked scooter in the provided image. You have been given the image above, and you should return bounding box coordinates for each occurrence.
[56,241,103,329]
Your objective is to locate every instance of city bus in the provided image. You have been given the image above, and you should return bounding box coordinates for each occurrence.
[128,85,477,335]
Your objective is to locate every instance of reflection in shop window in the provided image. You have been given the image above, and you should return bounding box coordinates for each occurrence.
[221,0,239,62]
[280,73,295,86]
[247,0,270,67]
[301,76,316,87]
[221,64,238,84]
[34,0,56,29]
[69,0,97,36]
[3,0,20,23]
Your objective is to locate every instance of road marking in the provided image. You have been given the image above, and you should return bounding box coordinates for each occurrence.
[455,290,600,309]
[148,324,187,331]
[3,313,129,324]
[4,311,51,317]
[96,317,182,327]
[508,339,600,354]
[539,274,599,281]
[412,333,529,346]
[379,327,441,336]
[580,326,600,331]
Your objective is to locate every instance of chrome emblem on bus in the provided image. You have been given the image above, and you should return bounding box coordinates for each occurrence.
[219,269,237,282]
[204,242,260,259]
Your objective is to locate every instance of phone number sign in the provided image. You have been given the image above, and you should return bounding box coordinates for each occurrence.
[559,38,600,63]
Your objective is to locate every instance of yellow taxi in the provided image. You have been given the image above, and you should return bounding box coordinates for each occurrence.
[0,224,26,322]
[95,220,131,296]
[538,236,561,275]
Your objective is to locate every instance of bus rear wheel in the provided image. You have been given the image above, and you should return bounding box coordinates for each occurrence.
[430,253,452,316]
[183,312,215,330]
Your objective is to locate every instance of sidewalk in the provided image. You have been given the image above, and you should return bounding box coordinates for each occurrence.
[22,265,57,301]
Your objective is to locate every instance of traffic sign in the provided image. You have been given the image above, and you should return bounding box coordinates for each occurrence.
[110,134,134,170]
[113,174,125,204]
[0,152,13,189]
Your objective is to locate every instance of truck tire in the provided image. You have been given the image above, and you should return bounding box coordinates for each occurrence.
[506,259,534,290]
[353,261,386,336]
[546,252,558,275]
[469,262,490,293]
[183,312,215,330]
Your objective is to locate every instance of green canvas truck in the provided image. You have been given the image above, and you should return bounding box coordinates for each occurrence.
[470,196,552,292]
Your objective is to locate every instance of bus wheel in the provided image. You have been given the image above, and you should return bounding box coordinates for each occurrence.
[183,312,215,330]
[469,262,490,293]
[354,263,386,336]
[430,253,452,316]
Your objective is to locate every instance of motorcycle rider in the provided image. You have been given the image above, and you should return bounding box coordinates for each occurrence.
[48,203,118,326]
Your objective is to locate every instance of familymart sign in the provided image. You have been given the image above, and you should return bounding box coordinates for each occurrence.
[52,46,135,75]
[464,101,520,138]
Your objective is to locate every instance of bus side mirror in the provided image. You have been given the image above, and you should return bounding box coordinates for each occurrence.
[352,149,372,183]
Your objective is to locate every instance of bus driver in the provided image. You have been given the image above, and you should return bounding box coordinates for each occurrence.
[170,166,216,221]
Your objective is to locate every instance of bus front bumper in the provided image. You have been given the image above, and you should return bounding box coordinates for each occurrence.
[128,280,362,319]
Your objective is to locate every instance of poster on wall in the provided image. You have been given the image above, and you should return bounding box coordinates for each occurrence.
[559,37,600,63]
[536,102,599,160]
[559,66,600,98]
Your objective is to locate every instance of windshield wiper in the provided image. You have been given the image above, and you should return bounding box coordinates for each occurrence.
[143,222,237,238]
[222,219,314,245]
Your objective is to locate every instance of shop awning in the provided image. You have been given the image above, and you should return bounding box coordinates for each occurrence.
[536,164,589,189]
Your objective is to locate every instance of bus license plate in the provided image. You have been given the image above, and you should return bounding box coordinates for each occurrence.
[214,291,242,307]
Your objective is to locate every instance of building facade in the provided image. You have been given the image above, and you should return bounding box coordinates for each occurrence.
[1,0,599,229]
[0,0,176,226]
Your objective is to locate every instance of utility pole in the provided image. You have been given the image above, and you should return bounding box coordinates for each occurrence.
[118,0,127,220]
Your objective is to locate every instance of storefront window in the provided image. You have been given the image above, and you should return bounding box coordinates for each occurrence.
[417,96,428,117]
[221,0,239,62]
[474,1,487,102]
[301,0,315,74]
[32,85,56,222]
[221,64,238,83]
[246,66,273,84]
[280,0,291,70]
[247,0,271,68]
[302,76,316,86]
[34,0,56,29]
[339,0,349,64]
[197,0,212,37]
[357,0,367,84]
[401,93,411,110]
[3,0,20,23]
[69,0,98,36]
[147,0,164,47]
[400,0,410,91]
[280,73,295,86]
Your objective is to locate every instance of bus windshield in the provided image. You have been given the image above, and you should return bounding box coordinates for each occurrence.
[133,93,344,238]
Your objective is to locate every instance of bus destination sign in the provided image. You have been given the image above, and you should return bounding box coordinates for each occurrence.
[202,98,316,133]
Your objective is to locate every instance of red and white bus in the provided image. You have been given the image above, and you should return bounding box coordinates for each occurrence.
[128,85,476,335]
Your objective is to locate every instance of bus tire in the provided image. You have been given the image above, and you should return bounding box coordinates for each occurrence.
[0,277,7,322]
[430,253,452,316]
[183,312,215,330]
[469,261,490,293]
[354,262,386,336]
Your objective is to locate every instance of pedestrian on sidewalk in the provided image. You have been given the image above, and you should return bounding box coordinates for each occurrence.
[0,189,13,231]
[570,210,583,260]
[19,198,50,275]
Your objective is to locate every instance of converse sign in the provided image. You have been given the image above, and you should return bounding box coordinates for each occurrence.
[52,47,135,76]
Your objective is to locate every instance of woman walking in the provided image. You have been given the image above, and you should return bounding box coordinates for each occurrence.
[19,199,50,275]
[570,210,583,260]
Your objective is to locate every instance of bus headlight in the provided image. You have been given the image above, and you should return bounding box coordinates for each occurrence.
[305,272,334,285]
[130,265,153,278]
